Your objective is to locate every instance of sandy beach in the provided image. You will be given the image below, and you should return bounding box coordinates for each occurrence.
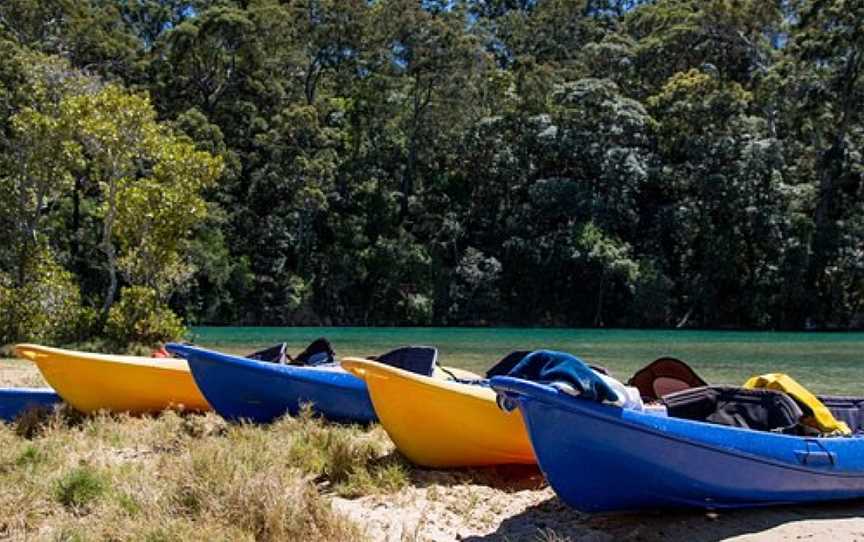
[333,465,864,541]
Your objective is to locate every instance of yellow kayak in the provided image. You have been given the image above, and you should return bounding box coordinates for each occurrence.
[341,357,534,468]
[15,344,210,414]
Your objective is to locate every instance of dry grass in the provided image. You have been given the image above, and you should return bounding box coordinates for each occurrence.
[0,363,410,541]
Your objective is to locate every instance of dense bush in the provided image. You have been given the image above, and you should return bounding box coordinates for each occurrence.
[104,286,186,348]
[0,250,82,346]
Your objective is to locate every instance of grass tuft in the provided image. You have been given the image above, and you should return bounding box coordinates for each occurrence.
[55,465,107,511]
[279,406,409,496]
[15,444,45,468]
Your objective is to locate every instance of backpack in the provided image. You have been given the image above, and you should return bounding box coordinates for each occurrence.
[663,386,804,434]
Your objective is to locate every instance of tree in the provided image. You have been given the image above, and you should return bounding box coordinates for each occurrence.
[373,0,489,216]
[0,47,94,284]
[647,69,797,327]
[1,0,862,331]
[448,247,503,324]
[114,134,223,298]
[625,0,783,95]
[65,84,223,313]
[777,0,864,325]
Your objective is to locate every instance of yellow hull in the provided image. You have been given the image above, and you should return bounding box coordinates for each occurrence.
[15,344,210,414]
[342,358,535,468]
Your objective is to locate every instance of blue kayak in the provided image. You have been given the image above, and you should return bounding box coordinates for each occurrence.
[167,344,377,423]
[0,388,61,422]
[491,376,864,512]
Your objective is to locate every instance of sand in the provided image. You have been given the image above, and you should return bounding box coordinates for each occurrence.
[332,465,864,541]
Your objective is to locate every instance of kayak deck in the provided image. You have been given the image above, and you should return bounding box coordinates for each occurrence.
[15,344,209,414]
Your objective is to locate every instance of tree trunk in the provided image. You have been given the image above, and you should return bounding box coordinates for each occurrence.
[101,242,118,315]
[400,136,417,217]
[594,274,606,327]
[101,177,119,315]
[305,55,322,106]
[71,176,82,264]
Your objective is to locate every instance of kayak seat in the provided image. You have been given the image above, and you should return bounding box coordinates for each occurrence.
[292,337,336,366]
[663,386,804,433]
[629,357,708,401]
[369,346,438,377]
[485,351,532,378]
[820,396,864,433]
[247,343,289,364]
[247,338,336,366]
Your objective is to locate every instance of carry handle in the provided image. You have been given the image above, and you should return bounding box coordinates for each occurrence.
[795,439,837,467]
[14,345,42,362]
[340,358,368,380]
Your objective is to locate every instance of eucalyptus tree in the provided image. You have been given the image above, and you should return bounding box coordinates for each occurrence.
[65,85,223,313]
[0,47,97,284]
[777,0,864,324]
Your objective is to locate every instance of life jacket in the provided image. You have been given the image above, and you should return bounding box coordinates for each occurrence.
[744,373,851,436]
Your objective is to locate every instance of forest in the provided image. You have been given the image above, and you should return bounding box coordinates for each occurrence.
[0,0,862,347]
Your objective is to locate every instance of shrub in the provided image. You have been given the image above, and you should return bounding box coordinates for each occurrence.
[0,248,83,346]
[104,286,186,348]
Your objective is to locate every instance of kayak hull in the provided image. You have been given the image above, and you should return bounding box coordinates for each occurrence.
[15,344,209,414]
[167,344,376,424]
[491,377,864,512]
[0,388,61,421]
[342,358,534,468]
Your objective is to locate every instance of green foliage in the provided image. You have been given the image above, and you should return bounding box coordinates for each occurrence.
[448,248,503,324]
[0,0,862,331]
[105,286,186,348]
[0,248,82,345]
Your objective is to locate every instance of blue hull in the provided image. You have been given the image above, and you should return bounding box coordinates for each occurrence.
[491,377,864,512]
[167,345,376,424]
[0,388,61,422]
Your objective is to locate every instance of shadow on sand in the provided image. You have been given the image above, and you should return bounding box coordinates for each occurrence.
[463,496,864,541]
[408,463,547,492]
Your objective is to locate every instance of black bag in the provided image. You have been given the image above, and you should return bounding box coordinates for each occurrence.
[663,386,804,433]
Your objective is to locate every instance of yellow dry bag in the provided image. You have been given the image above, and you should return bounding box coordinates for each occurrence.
[744,373,851,436]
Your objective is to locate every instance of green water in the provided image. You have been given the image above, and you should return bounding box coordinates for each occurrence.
[191,327,864,395]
